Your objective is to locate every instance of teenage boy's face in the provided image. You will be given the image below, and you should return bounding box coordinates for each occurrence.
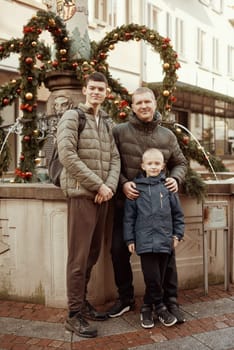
[141,153,164,177]
[132,92,156,122]
[82,80,107,107]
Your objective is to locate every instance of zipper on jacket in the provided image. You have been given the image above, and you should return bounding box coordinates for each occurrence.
[160,192,163,208]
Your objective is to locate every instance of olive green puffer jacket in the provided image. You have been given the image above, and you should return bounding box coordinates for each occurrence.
[57,104,120,198]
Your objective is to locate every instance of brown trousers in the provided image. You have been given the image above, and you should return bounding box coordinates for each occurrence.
[67,197,109,312]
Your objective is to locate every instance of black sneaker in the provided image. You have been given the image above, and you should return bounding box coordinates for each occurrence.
[82,300,108,321]
[65,312,97,338]
[168,304,186,324]
[140,304,154,329]
[107,299,135,318]
[157,307,177,327]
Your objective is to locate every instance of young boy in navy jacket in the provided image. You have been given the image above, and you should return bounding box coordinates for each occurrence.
[123,148,184,329]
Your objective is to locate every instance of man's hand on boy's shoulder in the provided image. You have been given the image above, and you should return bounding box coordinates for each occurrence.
[165,177,178,193]
[123,181,139,200]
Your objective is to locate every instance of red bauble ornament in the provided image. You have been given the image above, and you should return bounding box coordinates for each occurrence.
[3,98,9,105]
[23,135,30,141]
[25,57,33,64]
[125,32,132,39]
[99,52,106,59]
[72,62,78,69]
[27,77,33,82]
[119,112,127,119]
[25,171,33,178]
[52,60,58,67]
[182,136,190,145]
[107,94,114,100]
[20,154,25,160]
[174,62,181,69]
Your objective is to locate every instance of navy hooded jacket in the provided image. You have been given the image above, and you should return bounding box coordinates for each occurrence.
[123,173,184,255]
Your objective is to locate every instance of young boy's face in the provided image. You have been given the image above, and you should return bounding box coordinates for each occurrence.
[82,79,107,108]
[141,151,164,177]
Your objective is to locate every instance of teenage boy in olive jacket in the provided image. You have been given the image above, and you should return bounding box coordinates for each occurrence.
[57,72,120,338]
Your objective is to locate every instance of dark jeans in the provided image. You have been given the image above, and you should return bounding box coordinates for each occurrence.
[110,202,134,301]
[111,197,178,305]
[141,252,169,310]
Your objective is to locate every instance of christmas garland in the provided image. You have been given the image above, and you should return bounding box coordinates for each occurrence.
[0,9,227,200]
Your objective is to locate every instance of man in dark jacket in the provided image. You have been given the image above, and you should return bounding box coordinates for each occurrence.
[107,87,187,323]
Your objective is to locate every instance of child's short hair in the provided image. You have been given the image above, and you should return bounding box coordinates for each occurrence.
[84,72,108,86]
[142,148,164,162]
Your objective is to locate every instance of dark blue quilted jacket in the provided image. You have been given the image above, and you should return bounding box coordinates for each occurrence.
[123,173,184,255]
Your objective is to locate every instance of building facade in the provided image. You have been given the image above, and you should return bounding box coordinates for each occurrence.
[0,0,234,173]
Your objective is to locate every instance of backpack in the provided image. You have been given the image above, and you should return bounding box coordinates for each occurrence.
[48,108,86,187]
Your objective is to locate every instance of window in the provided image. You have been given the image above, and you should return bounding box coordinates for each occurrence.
[147,4,159,31]
[175,18,184,56]
[125,0,132,24]
[227,45,234,77]
[197,28,206,66]
[199,0,210,5]
[212,0,223,13]
[166,12,172,38]
[212,37,219,72]
[94,0,117,26]
[199,0,223,13]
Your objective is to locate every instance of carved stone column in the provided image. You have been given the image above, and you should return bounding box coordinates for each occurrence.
[42,70,85,162]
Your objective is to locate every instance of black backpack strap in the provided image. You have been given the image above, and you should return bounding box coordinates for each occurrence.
[74,107,86,136]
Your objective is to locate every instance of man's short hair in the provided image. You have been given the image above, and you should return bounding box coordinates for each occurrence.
[85,72,108,86]
[132,87,156,102]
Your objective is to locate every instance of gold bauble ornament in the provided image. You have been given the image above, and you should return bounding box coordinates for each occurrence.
[63,37,69,42]
[48,18,56,27]
[25,92,33,100]
[59,49,67,55]
[31,41,37,47]
[163,90,170,96]
[33,129,39,136]
[163,63,170,69]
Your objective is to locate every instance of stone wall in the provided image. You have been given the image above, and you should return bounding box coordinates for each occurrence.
[0,182,233,307]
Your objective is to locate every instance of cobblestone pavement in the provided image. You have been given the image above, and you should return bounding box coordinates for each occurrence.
[1,284,234,350]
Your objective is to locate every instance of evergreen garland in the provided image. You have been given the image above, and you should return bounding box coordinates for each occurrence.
[0,9,228,200]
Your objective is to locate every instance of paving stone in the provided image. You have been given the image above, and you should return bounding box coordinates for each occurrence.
[129,336,210,350]
[182,297,234,319]
[194,327,234,350]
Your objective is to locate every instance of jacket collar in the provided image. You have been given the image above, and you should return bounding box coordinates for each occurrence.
[79,103,109,118]
[134,172,166,185]
[129,111,161,132]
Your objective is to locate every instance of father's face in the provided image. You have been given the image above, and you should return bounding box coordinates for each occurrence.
[82,80,107,107]
[132,92,156,122]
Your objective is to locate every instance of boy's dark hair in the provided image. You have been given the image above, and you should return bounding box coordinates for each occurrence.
[84,72,108,86]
